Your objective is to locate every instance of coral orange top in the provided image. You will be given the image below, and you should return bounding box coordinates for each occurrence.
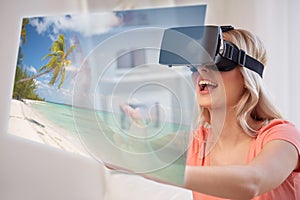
[186,119,300,200]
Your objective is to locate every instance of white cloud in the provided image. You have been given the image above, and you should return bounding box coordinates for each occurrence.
[30,12,121,38]
[36,79,74,104]
[60,88,72,96]
[35,80,50,89]
[65,65,79,72]
[49,34,56,42]
[27,65,37,74]
[30,18,49,34]
[43,73,51,79]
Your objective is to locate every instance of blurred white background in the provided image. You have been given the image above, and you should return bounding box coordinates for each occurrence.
[1,1,299,200]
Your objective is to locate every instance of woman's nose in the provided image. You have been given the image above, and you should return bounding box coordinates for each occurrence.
[198,66,208,73]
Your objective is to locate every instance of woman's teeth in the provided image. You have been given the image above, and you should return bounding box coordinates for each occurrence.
[199,80,218,91]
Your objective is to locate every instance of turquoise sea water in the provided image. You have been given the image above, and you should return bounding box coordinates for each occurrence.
[30,101,77,135]
[30,101,190,186]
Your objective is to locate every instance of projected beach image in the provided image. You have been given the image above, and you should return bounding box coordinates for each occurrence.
[8,5,206,186]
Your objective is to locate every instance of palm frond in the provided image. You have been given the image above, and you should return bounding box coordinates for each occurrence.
[65,45,76,57]
[56,50,64,56]
[51,41,61,52]
[38,65,49,72]
[58,68,66,89]
[57,35,65,52]
[42,53,57,60]
[49,65,60,85]
[21,18,30,45]
[64,60,72,66]
[39,57,58,72]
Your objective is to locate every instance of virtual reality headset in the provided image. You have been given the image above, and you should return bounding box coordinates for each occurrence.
[159,25,264,77]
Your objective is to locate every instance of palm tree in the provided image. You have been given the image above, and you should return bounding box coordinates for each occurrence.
[13,65,43,101]
[18,34,76,89]
[21,18,30,45]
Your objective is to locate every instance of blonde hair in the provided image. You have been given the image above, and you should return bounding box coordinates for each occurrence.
[201,28,283,137]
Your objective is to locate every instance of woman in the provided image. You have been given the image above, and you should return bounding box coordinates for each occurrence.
[184,27,300,199]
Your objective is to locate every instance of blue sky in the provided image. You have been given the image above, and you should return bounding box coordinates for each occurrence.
[18,5,206,105]
[22,24,51,72]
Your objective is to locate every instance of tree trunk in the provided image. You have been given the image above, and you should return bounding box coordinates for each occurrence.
[17,69,52,83]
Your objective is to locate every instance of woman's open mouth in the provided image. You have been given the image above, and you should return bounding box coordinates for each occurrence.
[198,79,218,94]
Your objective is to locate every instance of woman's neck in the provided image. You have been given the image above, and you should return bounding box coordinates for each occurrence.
[208,107,252,147]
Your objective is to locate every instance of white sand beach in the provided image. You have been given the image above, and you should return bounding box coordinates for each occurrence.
[8,99,90,157]
[7,99,192,191]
